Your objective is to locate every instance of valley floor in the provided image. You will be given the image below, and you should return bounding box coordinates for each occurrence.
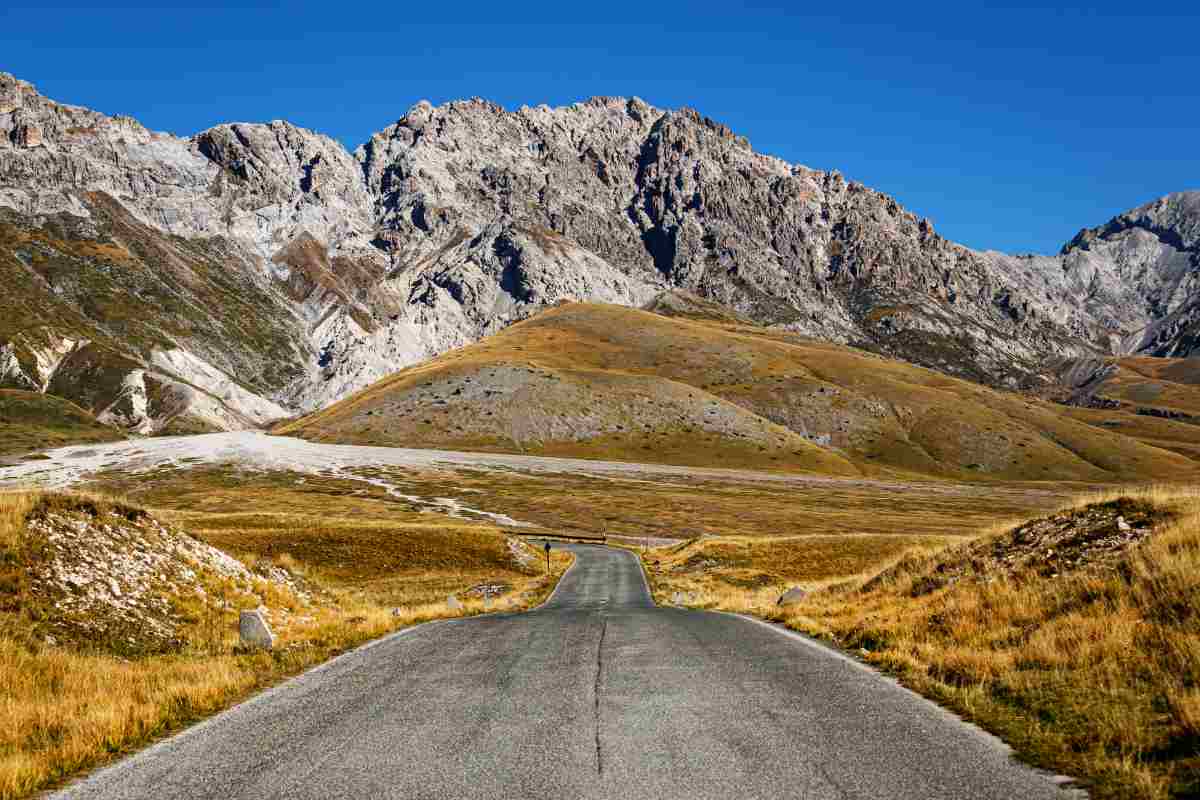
[2,434,1191,798]
[0,431,1075,540]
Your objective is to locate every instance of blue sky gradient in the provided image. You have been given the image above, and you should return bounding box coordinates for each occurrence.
[2,1,1196,254]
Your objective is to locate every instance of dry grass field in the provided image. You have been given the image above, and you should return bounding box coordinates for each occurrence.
[1054,356,1200,462]
[338,463,1070,541]
[280,300,1200,483]
[0,486,571,799]
[638,486,1200,799]
[1063,406,1200,462]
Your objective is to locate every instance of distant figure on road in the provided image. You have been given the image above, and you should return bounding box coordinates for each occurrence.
[544,540,551,573]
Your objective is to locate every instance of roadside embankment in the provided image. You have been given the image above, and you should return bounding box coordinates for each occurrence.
[637,486,1200,799]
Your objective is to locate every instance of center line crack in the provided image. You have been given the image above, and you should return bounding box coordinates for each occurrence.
[593,615,608,775]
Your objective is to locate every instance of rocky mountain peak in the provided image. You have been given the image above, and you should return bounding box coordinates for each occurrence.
[0,73,35,115]
[1,72,1198,433]
[1054,191,1200,356]
[1063,191,1200,256]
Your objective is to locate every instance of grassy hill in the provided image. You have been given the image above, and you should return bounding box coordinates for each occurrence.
[0,390,122,458]
[280,297,1199,482]
[1048,356,1200,462]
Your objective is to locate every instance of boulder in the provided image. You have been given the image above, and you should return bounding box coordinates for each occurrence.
[777,587,808,607]
[239,609,275,650]
[447,594,463,611]
[1117,516,1132,532]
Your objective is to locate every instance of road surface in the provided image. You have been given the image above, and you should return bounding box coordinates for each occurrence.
[55,545,1074,799]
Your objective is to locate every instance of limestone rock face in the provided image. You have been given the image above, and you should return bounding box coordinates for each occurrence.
[0,70,1197,426]
[11,122,42,148]
[1058,192,1200,358]
[0,74,29,114]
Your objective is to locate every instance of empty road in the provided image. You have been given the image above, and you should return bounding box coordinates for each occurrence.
[56,545,1073,799]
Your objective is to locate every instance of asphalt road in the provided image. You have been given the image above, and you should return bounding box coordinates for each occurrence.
[55,545,1075,800]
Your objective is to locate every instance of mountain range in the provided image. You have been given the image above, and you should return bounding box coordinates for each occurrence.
[1,71,1197,435]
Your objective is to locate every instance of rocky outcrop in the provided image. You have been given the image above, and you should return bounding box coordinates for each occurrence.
[777,587,807,606]
[25,496,306,655]
[0,71,1197,427]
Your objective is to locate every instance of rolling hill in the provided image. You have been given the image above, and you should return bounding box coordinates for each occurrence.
[0,389,121,458]
[280,295,1200,482]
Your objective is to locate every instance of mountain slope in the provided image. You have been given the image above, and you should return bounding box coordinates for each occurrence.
[1047,354,1200,461]
[2,71,1198,429]
[1055,355,1200,418]
[281,298,1199,482]
[0,390,121,457]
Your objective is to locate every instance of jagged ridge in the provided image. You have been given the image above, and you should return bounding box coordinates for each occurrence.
[1,71,1197,434]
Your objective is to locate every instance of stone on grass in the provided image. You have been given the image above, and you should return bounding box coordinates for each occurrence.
[239,609,275,650]
[1117,516,1132,532]
[447,595,463,611]
[777,587,807,607]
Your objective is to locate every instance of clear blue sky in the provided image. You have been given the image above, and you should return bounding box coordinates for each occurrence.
[2,1,1197,254]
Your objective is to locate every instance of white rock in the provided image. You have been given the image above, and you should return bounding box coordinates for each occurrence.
[777,587,808,607]
[447,595,463,611]
[239,610,275,650]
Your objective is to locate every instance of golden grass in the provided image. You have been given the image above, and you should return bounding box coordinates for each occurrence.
[77,453,1076,547]
[1063,406,1200,462]
[340,463,1075,543]
[0,487,572,799]
[638,485,1200,799]
[642,533,955,600]
[1097,359,1200,417]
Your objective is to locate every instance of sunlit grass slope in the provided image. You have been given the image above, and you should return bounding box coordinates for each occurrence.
[641,486,1200,799]
[0,390,122,458]
[282,298,1199,482]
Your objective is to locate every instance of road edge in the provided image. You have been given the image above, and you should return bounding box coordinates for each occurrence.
[715,610,1088,797]
[629,543,1084,796]
[527,544,581,610]
[46,553,578,797]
